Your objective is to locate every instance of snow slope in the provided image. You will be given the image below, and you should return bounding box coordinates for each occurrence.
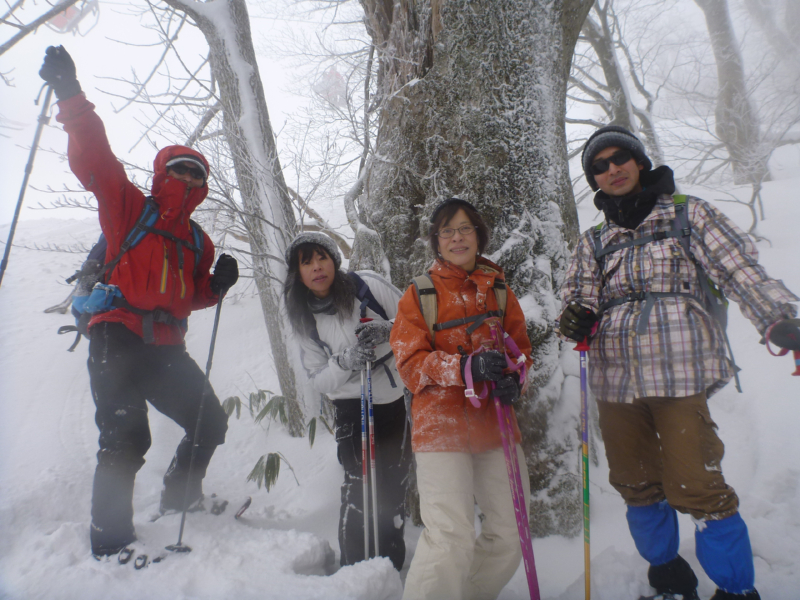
[1,178,798,599]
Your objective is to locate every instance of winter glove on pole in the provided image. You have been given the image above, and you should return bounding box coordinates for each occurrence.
[559,302,598,342]
[210,254,239,295]
[493,373,521,405]
[769,318,800,351]
[335,344,376,371]
[38,46,82,101]
[461,350,506,383]
[354,320,393,347]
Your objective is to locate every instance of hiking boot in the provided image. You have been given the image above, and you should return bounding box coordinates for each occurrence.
[648,555,699,599]
[90,522,136,558]
[159,484,204,515]
[709,590,761,600]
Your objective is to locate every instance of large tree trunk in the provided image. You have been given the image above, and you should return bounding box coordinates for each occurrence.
[165,0,304,435]
[359,0,592,537]
[694,0,770,184]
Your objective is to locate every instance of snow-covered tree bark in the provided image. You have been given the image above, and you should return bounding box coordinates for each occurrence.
[359,0,592,536]
[163,0,304,435]
[693,0,769,185]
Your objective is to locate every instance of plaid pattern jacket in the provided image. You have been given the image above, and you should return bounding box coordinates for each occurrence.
[561,194,798,403]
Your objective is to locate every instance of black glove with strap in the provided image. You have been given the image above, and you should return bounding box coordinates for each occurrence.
[39,46,82,101]
[210,253,239,295]
[460,350,506,383]
[493,373,521,405]
[559,302,598,342]
[769,318,800,351]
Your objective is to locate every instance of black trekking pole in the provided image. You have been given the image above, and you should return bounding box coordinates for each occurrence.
[0,85,54,290]
[166,291,226,553]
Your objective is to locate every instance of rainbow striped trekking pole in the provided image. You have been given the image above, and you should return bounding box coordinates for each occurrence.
[464,322,540,599]
[575,337,591,600]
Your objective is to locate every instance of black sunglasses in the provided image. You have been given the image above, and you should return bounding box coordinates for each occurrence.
[590,149,633,176]
[168,162,206,180]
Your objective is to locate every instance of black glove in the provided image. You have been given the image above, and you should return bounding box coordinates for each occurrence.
[460,350,506,383]
[39,46,82,101]
[770,318,800,351]
[210,253,239,295]
[493,373,521,405]
[355,320,393,347]
[559,302,598,342]
[335,344,376,371]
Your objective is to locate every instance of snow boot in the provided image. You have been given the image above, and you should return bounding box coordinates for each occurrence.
[159,440,215,513]
[648,555,700,600]
[709,590,761,600]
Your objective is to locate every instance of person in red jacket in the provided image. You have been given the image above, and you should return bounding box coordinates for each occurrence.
[39,46,239,557]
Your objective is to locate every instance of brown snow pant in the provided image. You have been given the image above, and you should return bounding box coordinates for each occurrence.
[596,392,739,520]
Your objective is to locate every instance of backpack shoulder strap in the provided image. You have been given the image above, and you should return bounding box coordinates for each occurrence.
[670,194,693,260]
[100,197,161,282]
[411,274,437,343]
[188,220,205,277]
[347,271,389,321]
[492,278,507,316]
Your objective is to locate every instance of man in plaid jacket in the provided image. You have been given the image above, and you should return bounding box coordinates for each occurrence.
[559,125,799,600]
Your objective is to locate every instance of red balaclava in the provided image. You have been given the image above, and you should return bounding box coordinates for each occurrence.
[151,145,210,222]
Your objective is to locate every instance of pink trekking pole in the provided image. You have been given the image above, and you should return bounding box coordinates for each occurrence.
[465,322,539,600]
[493,397,541,600]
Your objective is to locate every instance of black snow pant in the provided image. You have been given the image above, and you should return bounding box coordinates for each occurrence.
[333,396,410,571]
[87,322,228,555]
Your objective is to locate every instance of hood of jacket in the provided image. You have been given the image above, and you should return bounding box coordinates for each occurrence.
[151,145,210,221]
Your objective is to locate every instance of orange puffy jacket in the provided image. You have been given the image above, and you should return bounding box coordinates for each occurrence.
[390,257,533,453]
[56,94,218,345]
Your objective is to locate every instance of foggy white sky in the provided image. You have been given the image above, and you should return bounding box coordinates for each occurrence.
[0,1,321,228]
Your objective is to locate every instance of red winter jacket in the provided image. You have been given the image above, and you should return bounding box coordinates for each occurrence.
[56,94,219,345]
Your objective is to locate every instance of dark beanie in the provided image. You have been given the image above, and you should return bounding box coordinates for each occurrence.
[581,125,652,191]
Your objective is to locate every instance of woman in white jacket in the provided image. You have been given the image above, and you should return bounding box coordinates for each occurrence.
[283,232,409,571]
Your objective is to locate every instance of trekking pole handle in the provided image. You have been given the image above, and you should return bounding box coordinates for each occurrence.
[574,337,590,352]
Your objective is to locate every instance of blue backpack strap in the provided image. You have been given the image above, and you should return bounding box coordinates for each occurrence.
[347,271,389,320]
[99,197,161,283]
[188,220,205,277]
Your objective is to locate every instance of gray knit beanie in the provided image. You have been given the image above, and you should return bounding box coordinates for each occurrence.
[581,125,652,191]
[284,231,342,270]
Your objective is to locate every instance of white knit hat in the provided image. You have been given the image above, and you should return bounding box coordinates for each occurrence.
[284,231,342,270]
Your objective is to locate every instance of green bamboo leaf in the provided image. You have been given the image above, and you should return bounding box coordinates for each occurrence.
[222,396,242,419]
[254,403,272,425]
[264,452,281,492]
[308,418,317,448]
[246,455,268,489]
[318,416,334,435]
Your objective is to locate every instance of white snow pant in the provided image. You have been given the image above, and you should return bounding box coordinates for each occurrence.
[402,446,531,600]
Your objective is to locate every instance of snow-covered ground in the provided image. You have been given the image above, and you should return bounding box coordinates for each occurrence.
[1,177,798,599]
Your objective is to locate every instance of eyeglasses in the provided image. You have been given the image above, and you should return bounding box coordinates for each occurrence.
[168,162,206,180]
[437,225,476,238]
[590,149,633,176]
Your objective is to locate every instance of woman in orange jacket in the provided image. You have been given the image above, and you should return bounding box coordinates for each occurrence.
[390,198,533,600]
